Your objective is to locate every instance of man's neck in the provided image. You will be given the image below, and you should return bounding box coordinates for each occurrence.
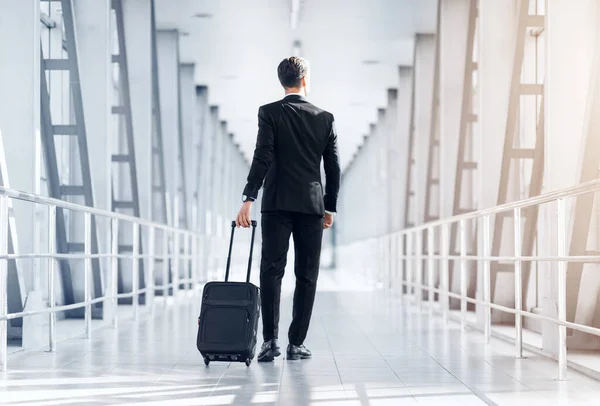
[284,88,306,97]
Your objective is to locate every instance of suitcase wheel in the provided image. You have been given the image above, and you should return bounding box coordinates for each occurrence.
[245,358,252,367]
[203,357,210,366]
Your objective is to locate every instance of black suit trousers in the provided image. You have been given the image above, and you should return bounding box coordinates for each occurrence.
[260,211,323,345]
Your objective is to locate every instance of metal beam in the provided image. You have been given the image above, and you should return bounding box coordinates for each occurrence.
[424,0,442,224]
[40,0,103,318]
[489,0,545,309]
[111,0,145,305]
[403,44,418,229]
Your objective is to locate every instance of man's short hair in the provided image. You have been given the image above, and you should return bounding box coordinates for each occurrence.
[277,57,309,88]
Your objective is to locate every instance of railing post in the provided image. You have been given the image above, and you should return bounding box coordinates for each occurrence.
[441,223,450,324]
[148,226,155,316]
[204,234,210,282]
[48,205,57,351]
[383,235,388,290]
[173,231,180,298]
[387,235,393,290]
[173,199,180,297]
[557,198,568,380]
[460,218,467,330]
[427,227,435,309]
[406,232,413,300]
[513,207,523,358]
[483,215,491,344]
[162,229,169,302]
[84,212,92,339]
[184,233,191,292]
[199,234,206,283]
[415,230,423,309]
[132,222,139,321]
[0,195,9,372]
[192,234,198,291]
[398,233,405,298]
[111,218,119,329]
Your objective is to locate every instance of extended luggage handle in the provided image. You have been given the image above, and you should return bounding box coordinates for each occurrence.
[225,220,257,283]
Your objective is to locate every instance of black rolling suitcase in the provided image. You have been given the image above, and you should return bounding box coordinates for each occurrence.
[196,220,260,367]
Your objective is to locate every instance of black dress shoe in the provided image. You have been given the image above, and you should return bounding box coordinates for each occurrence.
[257,339,281,362]
[286,344,312,360]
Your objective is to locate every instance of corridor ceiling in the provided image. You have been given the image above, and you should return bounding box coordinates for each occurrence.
[155,0,437,169]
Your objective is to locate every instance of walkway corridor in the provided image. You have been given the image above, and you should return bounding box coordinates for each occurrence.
[2,270,600,406]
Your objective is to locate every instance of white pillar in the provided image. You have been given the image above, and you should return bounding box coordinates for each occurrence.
[219,121,228,235]
[180,63,196,230]
[367,124,376,237]
[157,30,180,225]
[74,0,112,213]
[478,0,517,323]
[195,86,209,232]
[208,106,219,238]
[123,0,152,222]
[439,0,470,221]
[413,34,436,226]
[397,66,413,230]
[122,0,153,305]
[208,107,220,278]
[478,2,516,210]
[544,0,600,352]
[386,89,401,233]
[0,0,39,342]
[375,108,386,236]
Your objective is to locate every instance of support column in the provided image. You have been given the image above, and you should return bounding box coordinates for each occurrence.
[366,124,376,237]
[414,34,436,227]
[219,121,228,236]
[227,133,235,223]
[195,86,209,232]
[122,0,153,307]
[0,0,39,342]
[375,108,387,237]
[478,0,517,322]
[544,0,600,352]
[439,0,470,221]
[386,89,399,233]
[180,63,197,229]
[208,106,220,278]
[124,0,152,222]
[73,0,111,310]
[478,2,516,210]
[157,30,180,225]
[396,66,413,230]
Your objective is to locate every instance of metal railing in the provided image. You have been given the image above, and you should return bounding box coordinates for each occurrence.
[0,185,237,372]
[336,179,600,381]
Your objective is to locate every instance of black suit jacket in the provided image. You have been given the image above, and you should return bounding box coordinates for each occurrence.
[242,94,341,215]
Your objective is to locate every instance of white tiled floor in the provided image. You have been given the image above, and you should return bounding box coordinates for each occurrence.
[3,270,600,405]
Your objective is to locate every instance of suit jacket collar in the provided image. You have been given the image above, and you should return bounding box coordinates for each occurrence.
[283,94,308,102]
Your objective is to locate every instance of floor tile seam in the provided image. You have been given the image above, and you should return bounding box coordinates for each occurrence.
[208,362,231,397]
[343,303,421,404]
[395,301,518,406]
[319,314,344,398]
[426,352,501,406]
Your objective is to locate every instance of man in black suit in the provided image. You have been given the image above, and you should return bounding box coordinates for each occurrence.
[235,56,341,362]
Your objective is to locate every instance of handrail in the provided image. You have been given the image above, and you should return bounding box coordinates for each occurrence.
[334,178,600,383]
[409,178,600,231]
[0,185,195,235]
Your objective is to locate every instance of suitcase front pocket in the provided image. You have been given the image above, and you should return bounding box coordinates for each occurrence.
[198,306,252,351]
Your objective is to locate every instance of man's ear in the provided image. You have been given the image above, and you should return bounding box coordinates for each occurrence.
[301,76,307,88]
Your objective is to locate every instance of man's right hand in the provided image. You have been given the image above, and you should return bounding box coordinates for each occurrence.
[323,212,334,229]
[236,201,253,228]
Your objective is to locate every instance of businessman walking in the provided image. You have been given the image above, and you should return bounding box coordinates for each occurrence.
[235,56,341,362]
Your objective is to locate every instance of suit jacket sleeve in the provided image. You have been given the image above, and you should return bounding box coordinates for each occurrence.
[323,115,341,212]
[242,106,275,201]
